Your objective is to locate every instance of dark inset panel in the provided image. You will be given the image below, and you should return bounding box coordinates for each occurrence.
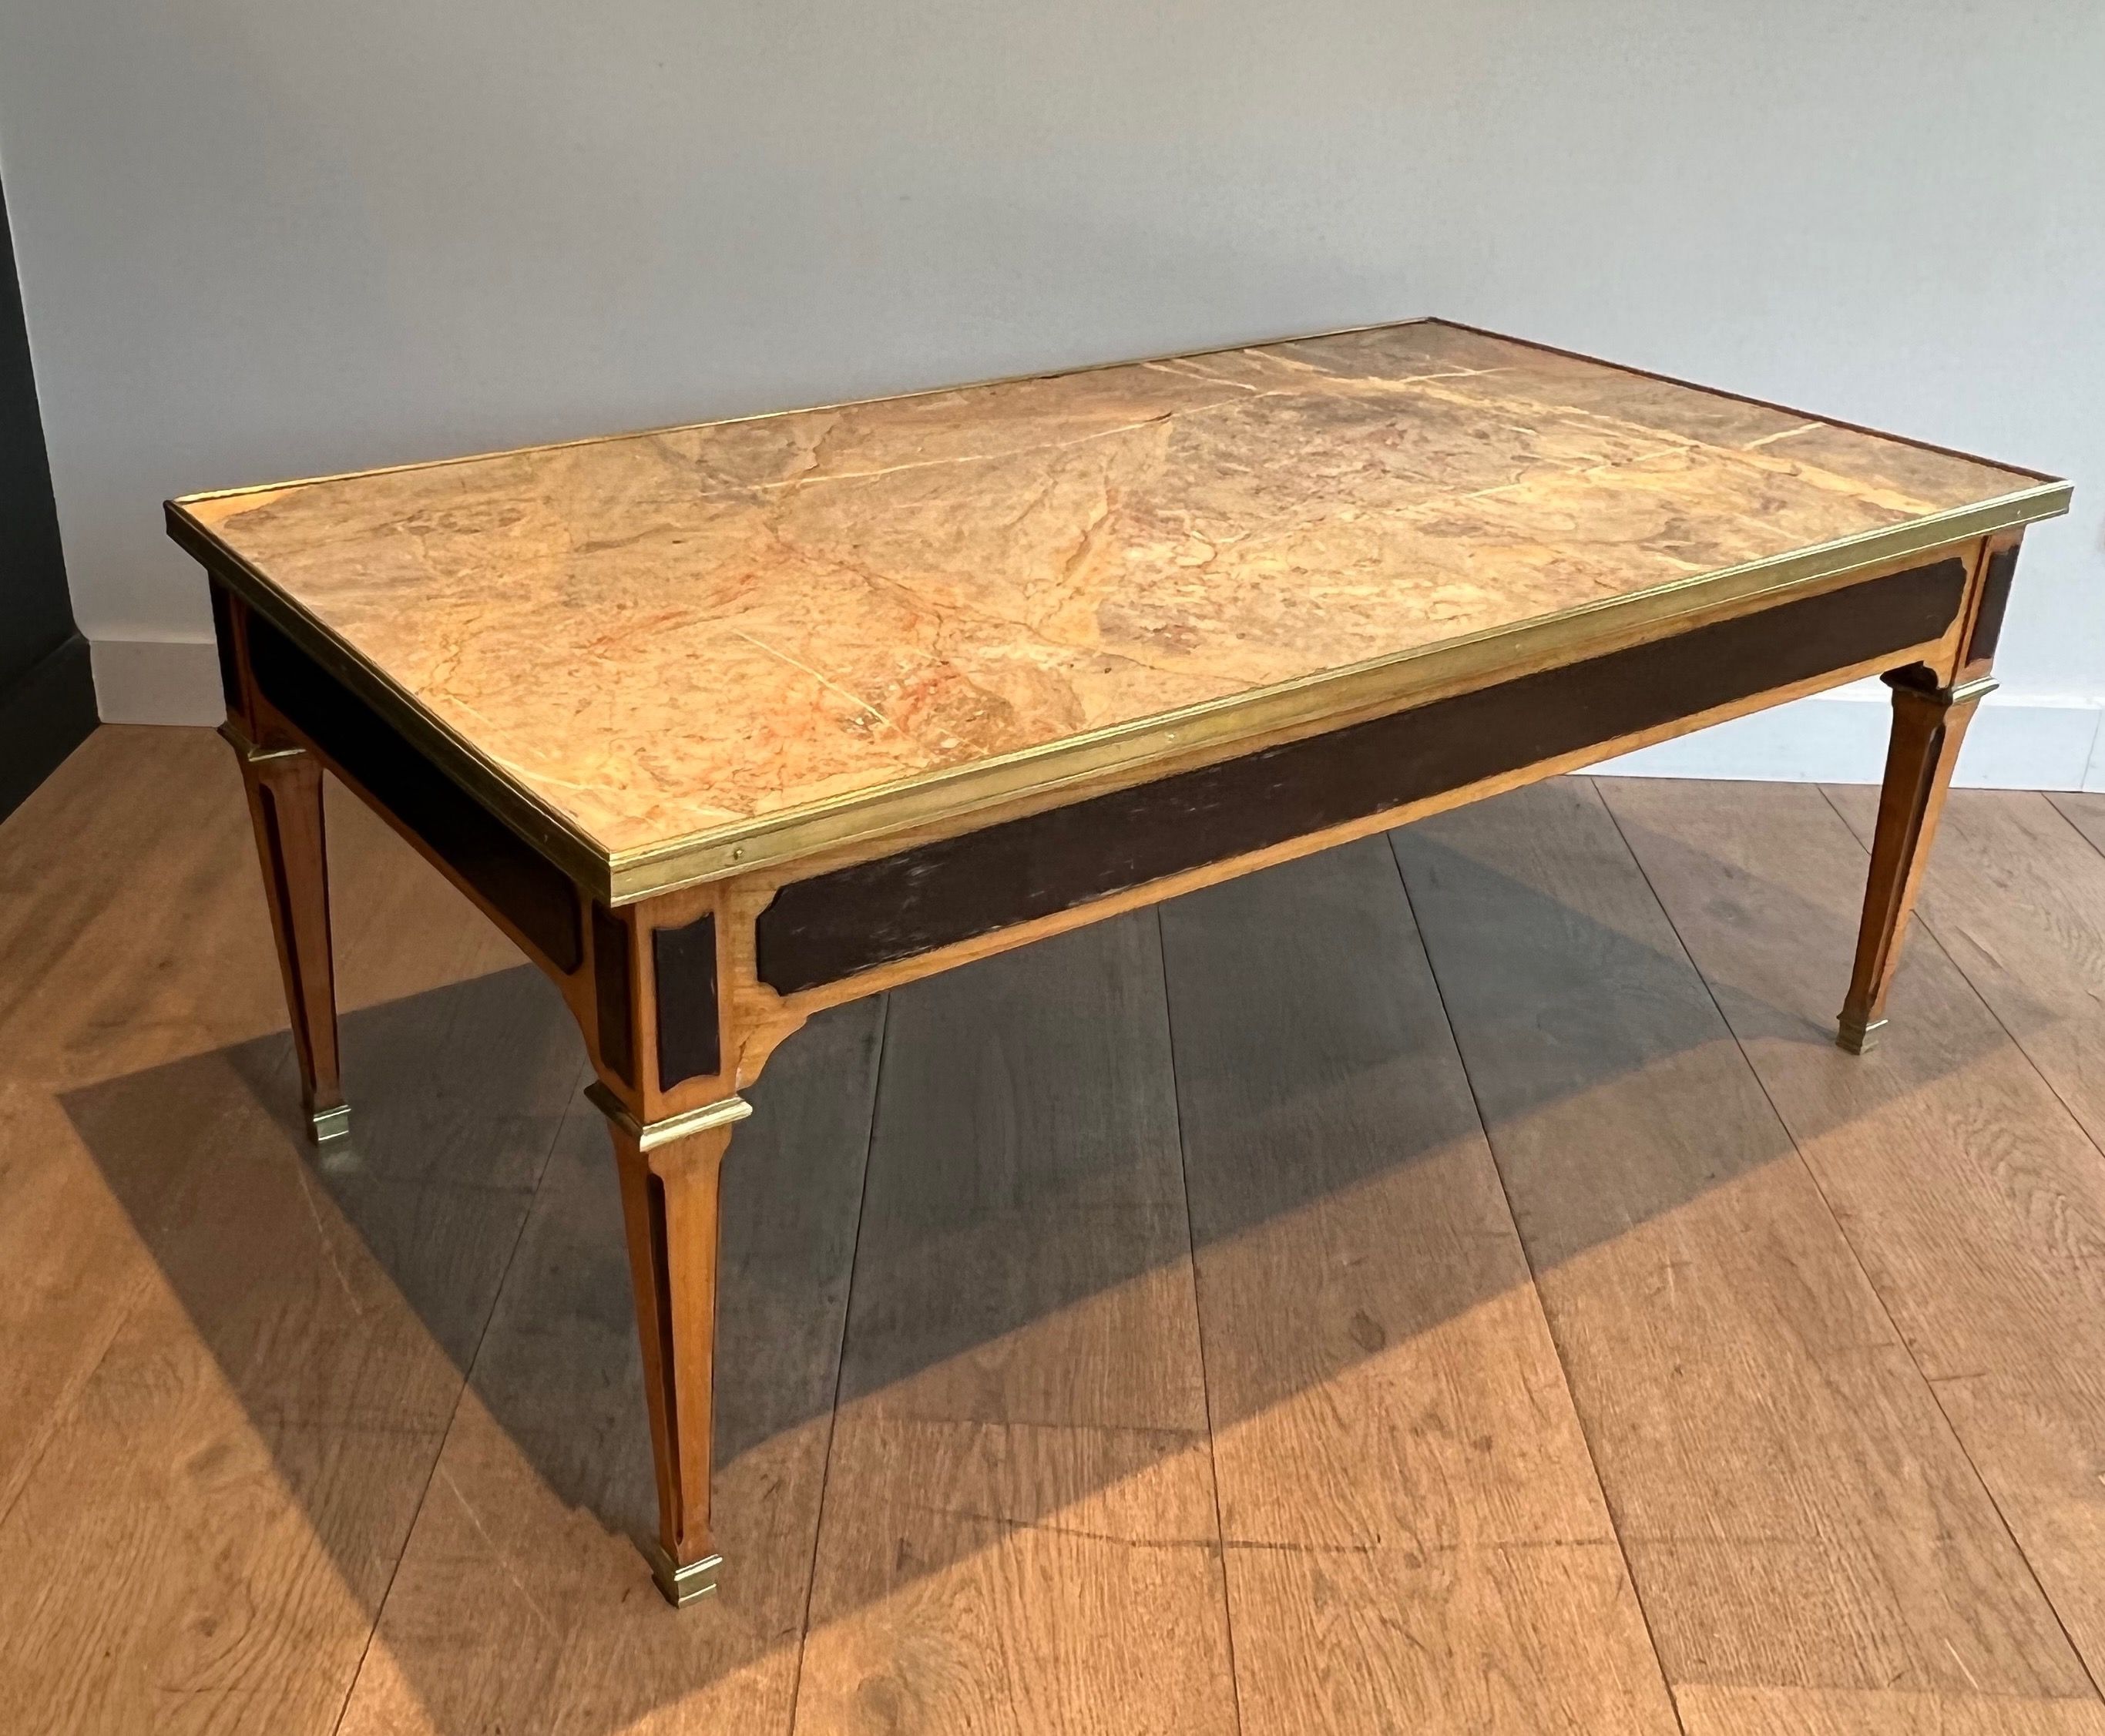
[652,912,721,1090]
[208,581,243,714]
[759,558,1967,994]
[245,614,584,972]
[1966,542,2020,665]
[592,903,635,1085]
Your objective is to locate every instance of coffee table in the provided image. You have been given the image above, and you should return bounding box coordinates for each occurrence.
[166,319,2071,1605]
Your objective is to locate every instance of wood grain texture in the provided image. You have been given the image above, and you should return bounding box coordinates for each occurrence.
[233,742,345,1126]
[1603,774,2105,1691]
[1837,672,1987,1050]
[0,730,518,1543]
[1390,778,2094,1706]
[333,997,885,1736]
[2051,793,2105,858]
[177,321,2040,857]
[0,730,280,1533]
[1674,1685,2105,1736]
[793,915,1237,1736]
[15,728,2105,1735]
[0,734,580,1734]
[1830,786,2105,1148]
[1158,841,1678,1734]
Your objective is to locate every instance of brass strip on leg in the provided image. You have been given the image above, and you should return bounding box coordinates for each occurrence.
[584,1080,750,1150]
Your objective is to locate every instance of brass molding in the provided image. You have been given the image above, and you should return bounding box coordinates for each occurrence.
[1885,670,1999,709]
[584,1082,751,1150]
[217,720,304,767]
[646,1546,722,1608]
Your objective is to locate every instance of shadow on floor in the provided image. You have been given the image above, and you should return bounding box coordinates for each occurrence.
[56,796,1976,1732]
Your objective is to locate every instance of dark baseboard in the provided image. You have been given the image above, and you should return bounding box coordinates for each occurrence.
[0,631,98,822]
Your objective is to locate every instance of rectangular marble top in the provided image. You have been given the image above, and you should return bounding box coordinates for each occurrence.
[175,320,2063,886]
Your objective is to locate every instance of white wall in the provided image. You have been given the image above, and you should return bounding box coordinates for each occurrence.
[3,2,2100,781]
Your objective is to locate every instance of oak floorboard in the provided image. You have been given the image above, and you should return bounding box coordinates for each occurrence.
[1391,778,2097,1718]
[0,733,525,1524]
[0,975,582,1735]
[1673,1685,2105,1736]
[1823,786,2105,1149]
[0,729,324,1520]
[792,916,1238,1736]
[333,996,885,1736]
[0,726,579,1735]
[2048,793,2105,860]
[1603,774,2105,1691]
[1158,840,1679,1734]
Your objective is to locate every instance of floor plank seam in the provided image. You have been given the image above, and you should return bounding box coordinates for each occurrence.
[2045,793,2105,868]
[1815,781,2105,1174]
[1384,808,1694,1736]
[325,1051,594,1736]
[1793,782,2105,1703]
[784,992,890,1736]
[1154,904,1251,1736]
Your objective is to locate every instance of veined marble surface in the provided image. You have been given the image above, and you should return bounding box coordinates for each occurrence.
[185,322,2039,855]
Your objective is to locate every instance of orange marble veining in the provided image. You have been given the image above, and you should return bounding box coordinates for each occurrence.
[183,321,2040,855]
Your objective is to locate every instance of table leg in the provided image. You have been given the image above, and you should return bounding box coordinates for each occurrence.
[229,731,350,1141]
[598,1092,744,1605]
[1837,667,1993,1053]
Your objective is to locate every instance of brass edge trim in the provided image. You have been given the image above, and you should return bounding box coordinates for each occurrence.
[603,483,2070,898]
[172,469,2071,909]
[1436,318,2066,486]
[180,475,2066,908]
[584,1080,751,1148]
[176,505,618,899]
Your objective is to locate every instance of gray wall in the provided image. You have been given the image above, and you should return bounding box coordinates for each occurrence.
[3,2,2100,779]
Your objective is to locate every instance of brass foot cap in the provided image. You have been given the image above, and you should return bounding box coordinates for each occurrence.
[1835,1013,1887,1056]
[648,1546,723,1608]
[310,1103,353,1143]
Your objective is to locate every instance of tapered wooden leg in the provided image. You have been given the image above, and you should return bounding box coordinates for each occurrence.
[1837,669,1992,1053]
[228,730,349,1140]
[595,1086,748,1606]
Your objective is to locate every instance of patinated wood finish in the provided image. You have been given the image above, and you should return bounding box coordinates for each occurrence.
[167,318,2070,1605]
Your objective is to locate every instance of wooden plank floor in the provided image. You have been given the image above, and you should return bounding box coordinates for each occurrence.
[3,724,2104,1736]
